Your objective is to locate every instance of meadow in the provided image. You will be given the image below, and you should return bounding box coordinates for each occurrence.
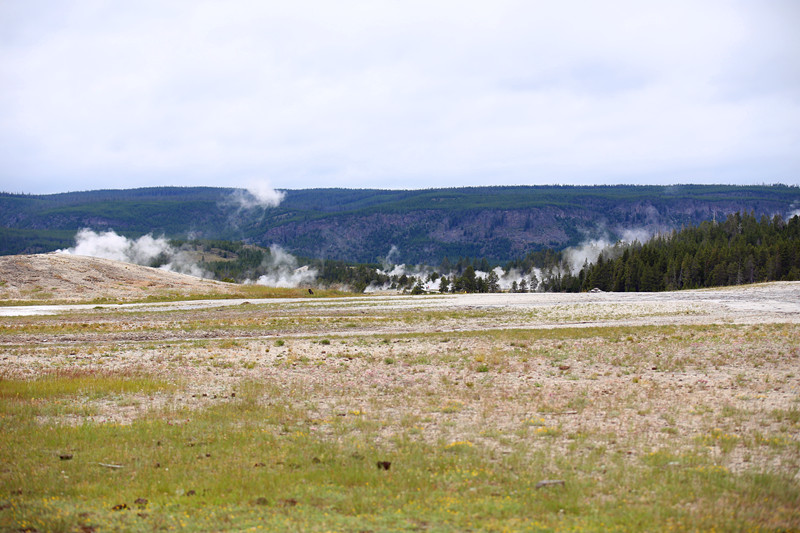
[1,287,799,532]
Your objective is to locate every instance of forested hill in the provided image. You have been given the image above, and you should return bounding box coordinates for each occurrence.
[1,184,798,264]
[573,212,800,292]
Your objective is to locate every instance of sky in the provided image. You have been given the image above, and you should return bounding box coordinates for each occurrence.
[1,0,799,195]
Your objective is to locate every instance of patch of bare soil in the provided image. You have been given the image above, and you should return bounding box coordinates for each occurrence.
[0,253,238,302]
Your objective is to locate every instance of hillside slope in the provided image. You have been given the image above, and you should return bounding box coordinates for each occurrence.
[0,253,239,302]
[2,185,798,263]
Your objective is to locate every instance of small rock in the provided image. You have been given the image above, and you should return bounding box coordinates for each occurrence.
[535,480,565,489]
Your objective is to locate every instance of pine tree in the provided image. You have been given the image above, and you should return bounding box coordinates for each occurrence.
[487,270,500,293]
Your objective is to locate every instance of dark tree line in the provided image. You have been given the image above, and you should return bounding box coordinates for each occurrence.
[574,212,800,292]
[437,266,502,294]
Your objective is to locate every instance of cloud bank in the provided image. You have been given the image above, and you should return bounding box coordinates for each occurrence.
[1,2,798,193]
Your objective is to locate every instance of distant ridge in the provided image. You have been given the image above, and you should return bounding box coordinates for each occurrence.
[1,184,798,264]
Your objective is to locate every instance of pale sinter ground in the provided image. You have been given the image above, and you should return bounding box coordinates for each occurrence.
[2,274,799,487]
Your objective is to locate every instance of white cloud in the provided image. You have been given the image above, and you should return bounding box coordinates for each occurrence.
[1,1,798,193]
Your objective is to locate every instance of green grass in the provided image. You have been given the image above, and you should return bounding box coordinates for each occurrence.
[0,371,173,400]
[2,391,797,532]
[2,307,799,531]
[0,285,349,307]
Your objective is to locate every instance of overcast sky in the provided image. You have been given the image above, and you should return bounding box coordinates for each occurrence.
[1,1,798,194]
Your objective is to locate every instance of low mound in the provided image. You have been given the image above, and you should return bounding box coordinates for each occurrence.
[0,253,239,302]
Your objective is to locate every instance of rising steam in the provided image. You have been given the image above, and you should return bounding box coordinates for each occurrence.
[381,245,401,270]
[249,245,317,288]
[58,229,317,288]
[230,179,286,209]
[562,227,658,275]
[365,245,540,293]
[563,238,618,275]
[57,228,209,278]
[789,202,800,220]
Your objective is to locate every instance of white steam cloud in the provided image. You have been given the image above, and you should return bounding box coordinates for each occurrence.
[563,238,618,275]
[231,179,286,209]
[788,203,800,219]
[619,228,653,244]
[365,245,542,293]
[379,245,431,278]
[57,229,209,277]
[381,245,401,271]
[249,245,317,288]
[563,227,658,275]
[491,266,539,291]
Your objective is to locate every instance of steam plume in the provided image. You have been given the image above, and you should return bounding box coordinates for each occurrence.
[250,245,317,288]
[381,245,401,270]
[562,227,657,275]
[231,179,286,209]
[563,238,617,275]
[57,228,208,278]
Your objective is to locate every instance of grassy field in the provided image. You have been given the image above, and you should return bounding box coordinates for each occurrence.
[1,294,799,532]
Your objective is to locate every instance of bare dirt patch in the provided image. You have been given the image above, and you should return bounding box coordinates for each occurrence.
[0,252,239,302]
